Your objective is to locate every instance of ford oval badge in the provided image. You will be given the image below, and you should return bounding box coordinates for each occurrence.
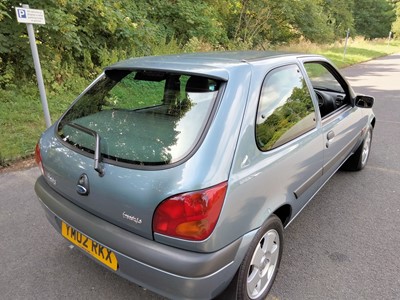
[77,173,90,196]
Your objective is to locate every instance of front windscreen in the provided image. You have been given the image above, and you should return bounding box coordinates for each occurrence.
[57,70,221,166]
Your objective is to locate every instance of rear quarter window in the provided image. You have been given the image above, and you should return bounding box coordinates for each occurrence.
[256,64,316,151]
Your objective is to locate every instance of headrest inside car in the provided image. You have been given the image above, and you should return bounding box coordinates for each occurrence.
[185,76,210,93]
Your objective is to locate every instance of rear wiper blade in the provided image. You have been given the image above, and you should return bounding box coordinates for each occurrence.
[67,122,104,176]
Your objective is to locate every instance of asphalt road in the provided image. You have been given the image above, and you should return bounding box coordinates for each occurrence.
[1,54,400,300]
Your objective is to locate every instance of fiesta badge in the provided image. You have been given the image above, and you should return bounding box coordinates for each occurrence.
[77,173,90,196]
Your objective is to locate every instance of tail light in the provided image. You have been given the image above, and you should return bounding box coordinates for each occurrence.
[153,182,228,241]
[35,142,45,175]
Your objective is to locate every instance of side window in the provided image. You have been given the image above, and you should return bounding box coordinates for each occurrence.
[256,65,316,151]
[304,62,348,118]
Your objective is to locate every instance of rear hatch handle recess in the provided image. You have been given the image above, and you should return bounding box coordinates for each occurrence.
[67,122,105,177]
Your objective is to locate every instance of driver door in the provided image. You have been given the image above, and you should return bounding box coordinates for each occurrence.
[302,60,364,176]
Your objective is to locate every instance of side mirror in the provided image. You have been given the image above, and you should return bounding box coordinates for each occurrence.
[355,94,374,108]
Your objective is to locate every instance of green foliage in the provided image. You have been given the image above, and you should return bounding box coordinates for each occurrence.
[393,2,400,35]
[224,0,307,47]
[323,0,354,38]
[289,0,335,43]
[0,2,10,21]
[146,0,226,45]
[354,0,396,39]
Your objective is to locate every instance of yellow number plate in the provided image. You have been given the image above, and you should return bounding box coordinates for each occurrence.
[61,222,118,271]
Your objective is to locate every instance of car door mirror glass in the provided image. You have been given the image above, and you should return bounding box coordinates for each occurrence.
[355,95,374,108]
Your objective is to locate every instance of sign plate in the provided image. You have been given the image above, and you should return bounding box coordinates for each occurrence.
[15,7,45,25]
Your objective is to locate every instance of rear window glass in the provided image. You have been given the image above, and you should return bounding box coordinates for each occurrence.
[58,70,221,166]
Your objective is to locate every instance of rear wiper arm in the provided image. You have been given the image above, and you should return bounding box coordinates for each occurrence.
[67,122,104,176]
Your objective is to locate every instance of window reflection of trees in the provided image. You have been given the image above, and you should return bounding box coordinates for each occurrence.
[58,72,214,165]
[257,77,316,151]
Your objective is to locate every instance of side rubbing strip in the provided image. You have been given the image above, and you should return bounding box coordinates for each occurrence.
[294,168,323,199]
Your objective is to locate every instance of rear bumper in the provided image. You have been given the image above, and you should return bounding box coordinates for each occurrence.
[35,176,254,300]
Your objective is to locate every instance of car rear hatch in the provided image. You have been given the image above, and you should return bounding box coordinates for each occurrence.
[40,68,226,239]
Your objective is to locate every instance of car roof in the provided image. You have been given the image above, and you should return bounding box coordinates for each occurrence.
[109,51,306,67]
[105,51,318,81]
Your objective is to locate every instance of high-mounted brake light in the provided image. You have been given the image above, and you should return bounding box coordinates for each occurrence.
[35,142,45,175]
[153,182,228,241]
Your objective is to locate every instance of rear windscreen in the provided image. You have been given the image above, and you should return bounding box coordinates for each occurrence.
[58,70,221,166]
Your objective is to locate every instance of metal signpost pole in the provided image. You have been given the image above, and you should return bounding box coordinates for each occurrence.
[343,28,350,60]
[387,31,392,47]
[17,4,51,128]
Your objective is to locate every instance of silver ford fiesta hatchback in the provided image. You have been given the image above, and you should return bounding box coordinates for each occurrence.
[35,51,375,299]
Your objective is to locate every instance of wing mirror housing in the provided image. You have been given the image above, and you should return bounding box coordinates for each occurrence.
[355,94,374,108]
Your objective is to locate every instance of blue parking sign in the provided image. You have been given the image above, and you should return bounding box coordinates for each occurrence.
[16,8,27,19]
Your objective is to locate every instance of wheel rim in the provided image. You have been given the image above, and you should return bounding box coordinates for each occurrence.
[361,130,371,166]
[246,229,280,299]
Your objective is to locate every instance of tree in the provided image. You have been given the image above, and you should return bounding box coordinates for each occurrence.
[323,0,354,39]
[392,1,400,36]
[354,0,396,39]
[288,0,335,43]
[223,0,319,47]
[146,0,226,45]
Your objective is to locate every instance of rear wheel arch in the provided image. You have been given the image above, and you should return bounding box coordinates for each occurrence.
[236,214,284,299]
[217,206,291,299]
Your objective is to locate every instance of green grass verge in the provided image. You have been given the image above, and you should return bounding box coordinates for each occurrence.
[1,38,400,167]
[294,38,400,68]
[0,80,88,166]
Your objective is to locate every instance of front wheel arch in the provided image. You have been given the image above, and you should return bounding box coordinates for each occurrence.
[341,125,373,171]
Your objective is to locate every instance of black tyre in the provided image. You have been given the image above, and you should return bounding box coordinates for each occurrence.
[342,126,373,171]
[236,215,283,300]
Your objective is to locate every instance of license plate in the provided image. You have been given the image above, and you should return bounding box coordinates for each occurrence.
[61,221,118,271]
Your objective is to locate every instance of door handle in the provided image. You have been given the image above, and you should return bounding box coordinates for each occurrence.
[327,131,335,141]
[326,131,335,148]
